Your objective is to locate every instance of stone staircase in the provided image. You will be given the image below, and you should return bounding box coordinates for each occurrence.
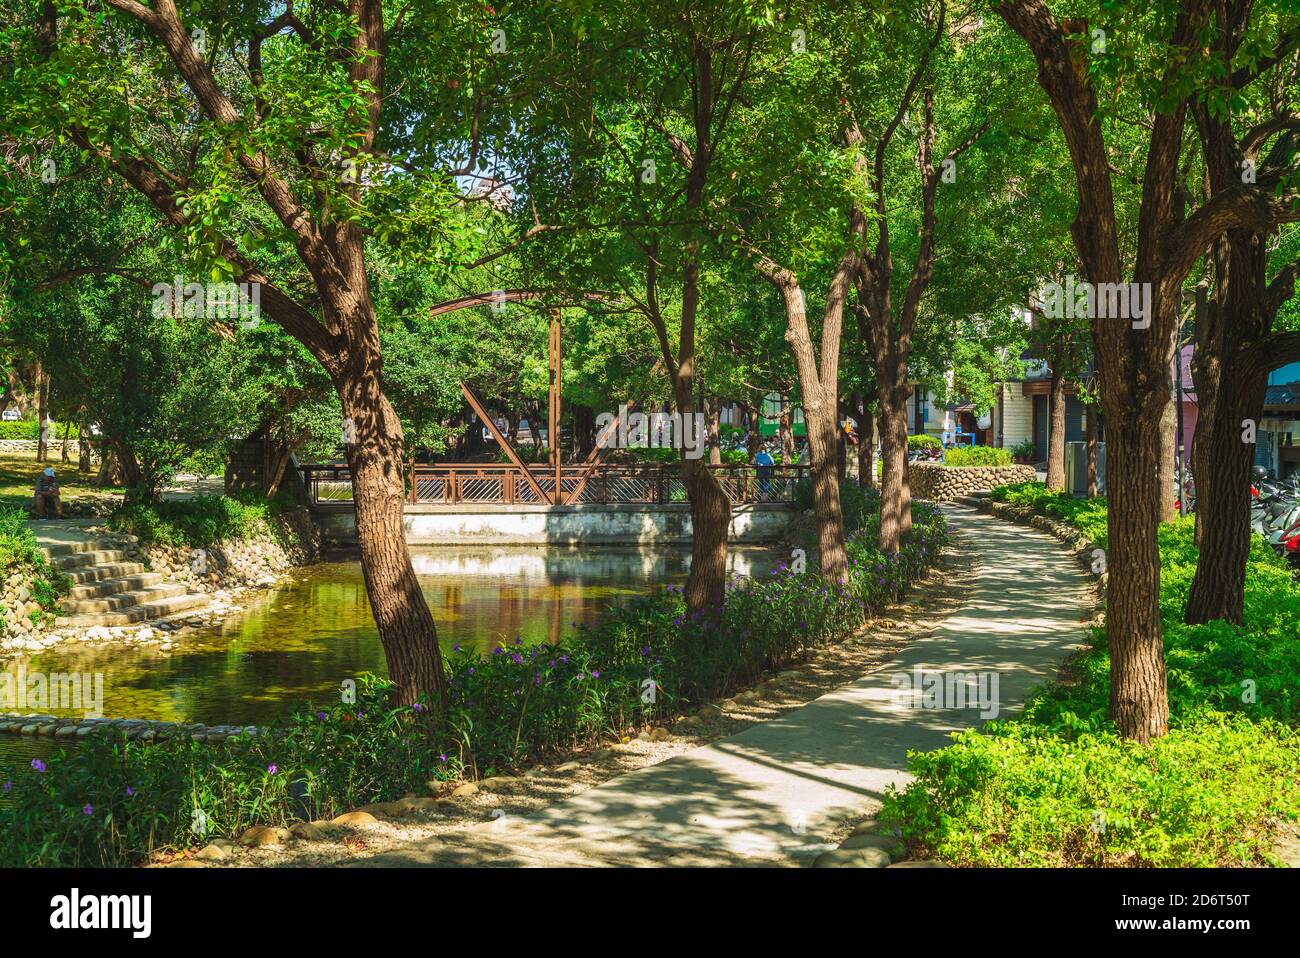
[32,524,211,628]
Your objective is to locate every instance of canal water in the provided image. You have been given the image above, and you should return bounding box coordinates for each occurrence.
[1,546,779,769]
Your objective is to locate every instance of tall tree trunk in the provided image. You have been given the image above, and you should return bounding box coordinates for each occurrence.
[879,388,910,554]
[35,361,48,463]
[681,456,730,611]
[60,419,71,463]
[336,344,447,705]
[779,400,795,463]
[78,411,91,473]
[1085,401,1098,499]
[1105,419,1170,742]
[5,368,30,416]
[857,396,876,490]
[707,396,721,466]
[1184,362,1266,626]
[1158,393,1178,522]
[1046,352,1066,491]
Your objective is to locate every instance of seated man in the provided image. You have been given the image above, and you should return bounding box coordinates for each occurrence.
[34,466,63,519]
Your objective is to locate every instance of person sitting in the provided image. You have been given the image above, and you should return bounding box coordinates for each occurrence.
[34,467,63,519]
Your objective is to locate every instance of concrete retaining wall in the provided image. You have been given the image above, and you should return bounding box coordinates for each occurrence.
[315,502,795,546]
[910,462,1037,501]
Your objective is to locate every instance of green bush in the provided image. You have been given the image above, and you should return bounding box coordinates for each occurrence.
[908,433,942,451]
[0,498,949,866]
[0,506,68,612]
[1010,438,1035,459]
[105,492,296,547]
[943,445,1011,467]
[0,421,80,441]
[880,489,1300,866]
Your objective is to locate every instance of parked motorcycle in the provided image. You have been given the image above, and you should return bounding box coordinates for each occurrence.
[1249,467,1300,564]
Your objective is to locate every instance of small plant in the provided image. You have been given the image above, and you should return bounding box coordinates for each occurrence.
[944,445,1012,467]
[908,434,942,452]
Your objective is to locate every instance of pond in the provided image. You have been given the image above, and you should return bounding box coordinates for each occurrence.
[0,545,780,768]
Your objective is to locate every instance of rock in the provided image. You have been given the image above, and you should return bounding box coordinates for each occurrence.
[330,810,380,827]
[289,822,326,841]
[719,698,738,710]
[735,690,761,704]
[887,860,951,868]
[840,833,901,853]
[195,842,231,861]
[649,727,672,742]
[478,775,519,791]
[588,748,613,760]
[239,825,290,847]
[167,859,207,868]
[812,846,892,868]
[450,782,479,798]
[555,761,582,773]
[850,818,881,836]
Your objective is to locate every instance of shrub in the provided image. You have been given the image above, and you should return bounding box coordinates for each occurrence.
[0,421,79,441]
[881,489,1300,866]
[105,492,297,547]
[908,433,942,451]
[1010,438,1035,459]
[0,498,949,866]
[943,445,1011,467]
[0,506,67,611]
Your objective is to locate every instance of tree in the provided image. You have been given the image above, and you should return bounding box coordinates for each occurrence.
[2,0,549,703]
[996,0,1300,741]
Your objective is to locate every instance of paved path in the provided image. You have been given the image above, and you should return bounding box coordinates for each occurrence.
[362,504,1094,867]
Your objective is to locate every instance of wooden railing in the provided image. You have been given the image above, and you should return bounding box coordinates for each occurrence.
[299,462,809,507]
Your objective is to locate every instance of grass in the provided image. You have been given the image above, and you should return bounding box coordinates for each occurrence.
[881,482,1300,867]
[0,452,123,514]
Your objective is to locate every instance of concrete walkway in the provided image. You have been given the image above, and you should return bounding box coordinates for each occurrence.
[361,504,1094,868]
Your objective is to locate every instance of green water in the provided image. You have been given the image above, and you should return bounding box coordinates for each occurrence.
[1,546,777,752]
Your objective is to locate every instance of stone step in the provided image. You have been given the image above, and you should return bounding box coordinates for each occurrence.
[39,535,137,558]
[62,561,149,584]
[59,582,190,615]
[52,549,130,571]
[67,572,166,600]
[57,592,211,628]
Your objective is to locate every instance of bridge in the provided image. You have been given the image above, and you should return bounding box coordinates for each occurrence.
[299,461,808,507]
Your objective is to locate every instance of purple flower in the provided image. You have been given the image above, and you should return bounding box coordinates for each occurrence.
[2,781,10,792]
[439,753,448,763]
[641,645,651,656]
[267,764,278,775]
[511,652,524,664]
[413,702,424,712]
[559,655,569,664]
[125,786,135,797]
[548,659,556,668]
[83,803,94,816]
[30,759,45,774]
[591,670,600,679]
[317,711,328,720]
[492,646,503,656]
[514,635,523,646]
[452,643,462,652]
[467,667,476,676]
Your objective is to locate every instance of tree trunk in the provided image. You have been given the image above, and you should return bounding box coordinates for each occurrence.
[1184,359,1267,626]
[78,412,91,473]
[879,389,910,554]
[707,396,722,466]
[1046,355,1066,491]
[742,402,761,463]
[1085,402,1098,499]
[1045,361,1066,488]
[35,362,48,463]
[1104,419,1170,743]
[858,397,876,490]
[60,419,71,463]
[337,352,447,705]
[5,368,30,416]
[779,400,795,463]
[681,456,730,611]
[1158,394,1178,522]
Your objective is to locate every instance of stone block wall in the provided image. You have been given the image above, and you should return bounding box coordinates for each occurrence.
[910,462,1037,501]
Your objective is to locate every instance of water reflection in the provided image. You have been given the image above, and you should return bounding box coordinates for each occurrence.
[1,546,779,738]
